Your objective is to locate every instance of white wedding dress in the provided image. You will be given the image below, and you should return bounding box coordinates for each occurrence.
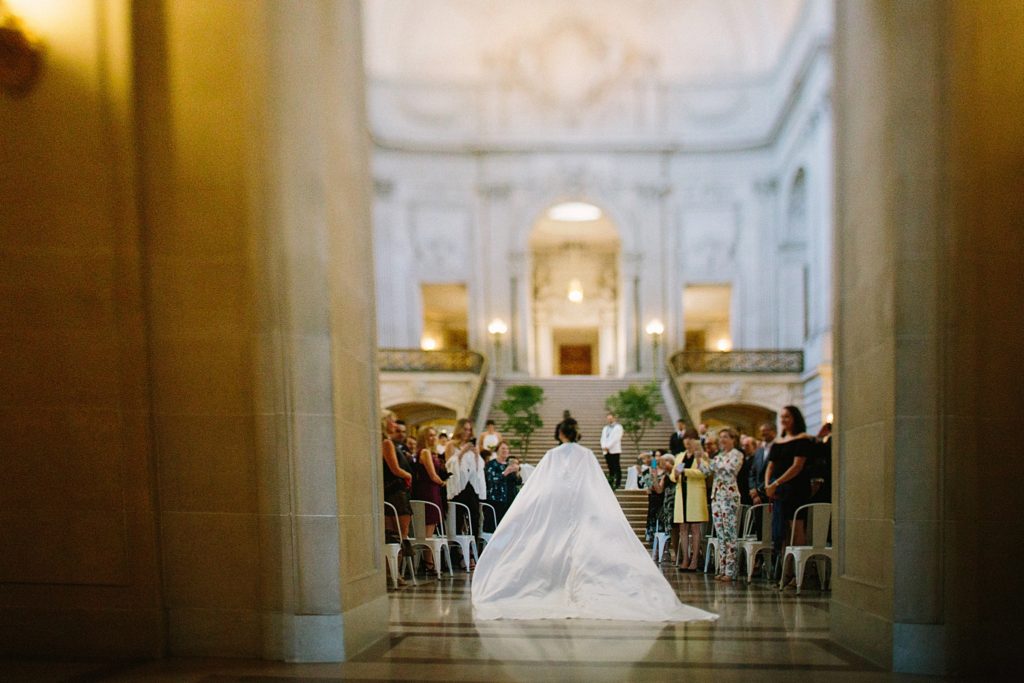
[471,441,718,622]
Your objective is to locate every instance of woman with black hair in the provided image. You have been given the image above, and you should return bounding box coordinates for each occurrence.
[471,418,717,622]
[764,405,815,579]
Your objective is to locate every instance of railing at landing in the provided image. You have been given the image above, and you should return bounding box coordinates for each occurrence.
[378,348,486,374]
[668,350,804,375]
[377,348,489,423]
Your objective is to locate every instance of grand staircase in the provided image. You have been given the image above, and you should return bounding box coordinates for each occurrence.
[485,377,678,547]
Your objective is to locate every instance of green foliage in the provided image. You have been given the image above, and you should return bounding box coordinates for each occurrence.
[605,381,663,456]
[496,384,545,458]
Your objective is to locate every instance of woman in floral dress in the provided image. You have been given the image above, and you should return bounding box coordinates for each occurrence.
[699,427,744,581]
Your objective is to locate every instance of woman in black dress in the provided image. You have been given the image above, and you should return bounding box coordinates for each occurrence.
[381,410,413,543]
[765,405,814,559]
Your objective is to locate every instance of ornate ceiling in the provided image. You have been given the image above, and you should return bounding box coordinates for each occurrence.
[363,0,806,88]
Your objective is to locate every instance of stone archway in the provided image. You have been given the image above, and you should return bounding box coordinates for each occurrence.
[700,403,776,437]
[387,401,457,431]
[529,202,621,377]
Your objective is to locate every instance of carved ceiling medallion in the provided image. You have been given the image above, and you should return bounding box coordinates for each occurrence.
[491,18,653,116]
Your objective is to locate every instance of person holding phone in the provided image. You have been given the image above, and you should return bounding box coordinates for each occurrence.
[446,417,486,567]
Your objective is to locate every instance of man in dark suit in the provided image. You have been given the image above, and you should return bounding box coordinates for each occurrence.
[738,435,758,506]
[668,419,687,455]
[748,422,777,506]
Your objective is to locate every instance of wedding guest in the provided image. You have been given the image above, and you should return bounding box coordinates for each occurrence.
[478,419,503,453]
[657,454,677,552]
[702,434,719,512]
[704,434,719,457]
[671,431,709,571]
[749,422,776,506]
[697,423,709,447]
[738,435,757,506]
[484,441,521,525]
[647,455,674,547]
[765,406,814,575]
[411,427,448,572]
[436,431,450,456]
[381,410,413,545]
[393,419,409,457]
[512,456,534,485]
[700,428,744,581]
[625,453,651,490]
[669,419,688,455]
[405,435,419,463]
[446,417,486,567]
[601,412,624,489]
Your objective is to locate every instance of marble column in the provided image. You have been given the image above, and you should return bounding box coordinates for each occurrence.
[832,0,1024,675]
[134,0,384,661]
[751,177,780,348]
[509,251,529,375]
[620,253,643,376]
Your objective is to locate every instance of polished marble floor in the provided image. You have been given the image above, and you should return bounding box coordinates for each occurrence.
[2,567,936,682]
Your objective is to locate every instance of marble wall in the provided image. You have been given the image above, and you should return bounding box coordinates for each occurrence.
[1,0,384,662]
[832,0,1024,674]
[0,0,162,658]
[369,3,836,425]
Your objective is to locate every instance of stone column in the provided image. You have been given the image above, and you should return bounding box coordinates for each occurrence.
[133,0,384,661]
[598,307,618,377]
[535,307,553,377]
[620,252,643,376]
[751,177,779,348]
[832,1,1024,675]
[509,251,529,375]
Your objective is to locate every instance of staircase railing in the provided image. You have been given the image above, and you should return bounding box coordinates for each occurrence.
[668,349,804,374]
[662,371,693,426]
[468,360,490,425]
[378,348,485,373]
[378,348,489,421]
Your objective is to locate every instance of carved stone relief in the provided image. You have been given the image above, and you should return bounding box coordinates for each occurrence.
[408,203,472,279]
[486,18,656,123]
[679,206,739,279]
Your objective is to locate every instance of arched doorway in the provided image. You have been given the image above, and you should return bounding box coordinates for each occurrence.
[700,403,777,437]
[529,201,621,376]
[387,401,457,433]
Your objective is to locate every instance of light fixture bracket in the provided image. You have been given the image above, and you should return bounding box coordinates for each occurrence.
[0,5,43,98]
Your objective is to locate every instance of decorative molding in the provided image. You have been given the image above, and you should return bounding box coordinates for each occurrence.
[485,18,656,124]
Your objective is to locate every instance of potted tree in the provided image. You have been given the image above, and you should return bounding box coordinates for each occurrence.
[495,384,545,459]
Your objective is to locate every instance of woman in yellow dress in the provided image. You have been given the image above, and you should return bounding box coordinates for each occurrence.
[670,430,710,571]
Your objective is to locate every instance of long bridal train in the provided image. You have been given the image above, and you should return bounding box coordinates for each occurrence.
[471,441,718,622]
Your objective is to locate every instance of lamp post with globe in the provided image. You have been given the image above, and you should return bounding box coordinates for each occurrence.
[487,318,508,376]
[645,319,665,380]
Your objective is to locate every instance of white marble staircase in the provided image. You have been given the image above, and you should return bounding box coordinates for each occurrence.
[486,377,676,547]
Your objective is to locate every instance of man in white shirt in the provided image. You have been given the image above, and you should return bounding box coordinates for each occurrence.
[600,412,624,489]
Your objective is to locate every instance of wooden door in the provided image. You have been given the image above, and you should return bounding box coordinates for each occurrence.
[559,344,593,375]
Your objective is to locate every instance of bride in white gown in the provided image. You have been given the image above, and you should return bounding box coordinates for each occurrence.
[471,419,718,622]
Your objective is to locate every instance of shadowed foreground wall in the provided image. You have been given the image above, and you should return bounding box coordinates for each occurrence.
[832,0,1024,674]
[0,0,385,661]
